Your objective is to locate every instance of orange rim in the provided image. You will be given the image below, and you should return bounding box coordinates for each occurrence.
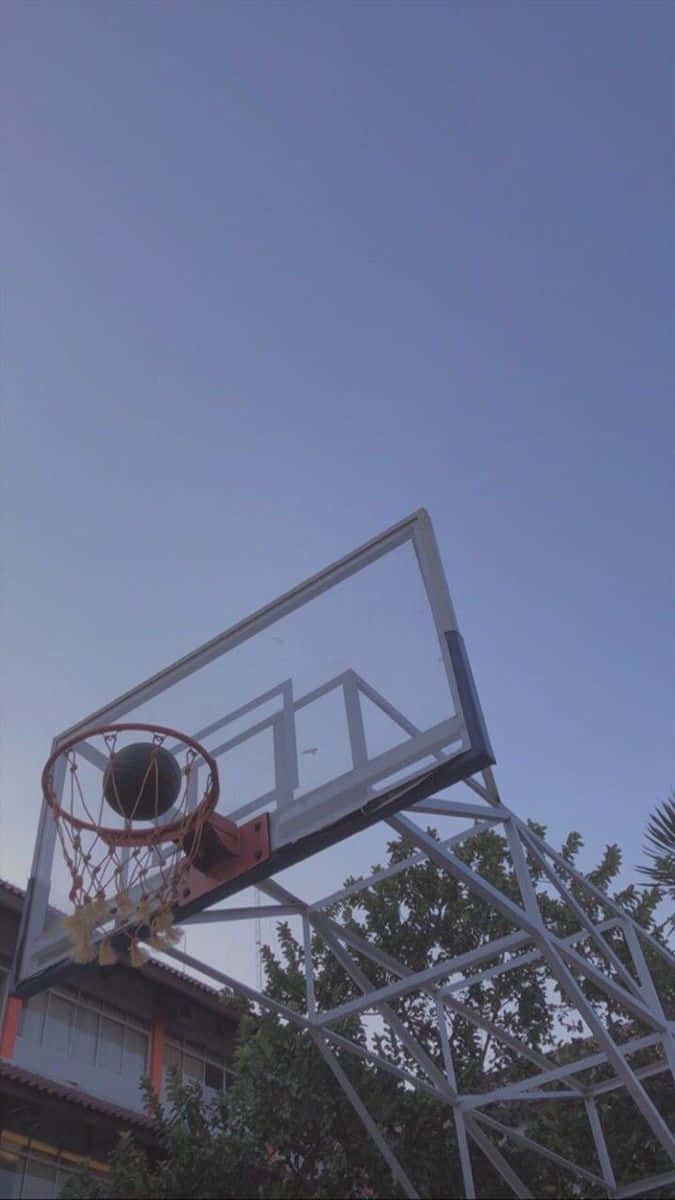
[42,722,220,847]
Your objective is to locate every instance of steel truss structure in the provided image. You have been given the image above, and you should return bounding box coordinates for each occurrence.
[172,766,675,1200]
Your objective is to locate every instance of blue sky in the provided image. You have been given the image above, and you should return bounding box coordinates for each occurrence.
[2,2,673,972]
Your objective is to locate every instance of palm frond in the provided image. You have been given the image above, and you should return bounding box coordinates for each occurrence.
[643,795,675,856]
[638,795,675,893]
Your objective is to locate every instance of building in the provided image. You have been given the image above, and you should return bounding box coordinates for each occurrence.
[0,880,241,1198]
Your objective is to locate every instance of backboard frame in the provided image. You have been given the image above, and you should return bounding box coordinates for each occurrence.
[13,509,494,998]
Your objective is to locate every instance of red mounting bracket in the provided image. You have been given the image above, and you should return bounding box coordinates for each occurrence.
[178,812,271,908]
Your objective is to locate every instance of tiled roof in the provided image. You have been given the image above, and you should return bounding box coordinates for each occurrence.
[146,954,222,995]
[0,879,24,899]
[0,1058,154,1129]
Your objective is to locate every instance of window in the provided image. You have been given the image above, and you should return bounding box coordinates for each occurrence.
[0,1147,20,1199]
[124,1026,148,1079]
[19,1156,61,1200]
[44,995,72,1054]
[72,1006,98,1065]
[18,990,46,1045]
[98,1017,124,1073]
[0,1134,107,1200]
[19,988,149,1080]
[164,1038,233,1101]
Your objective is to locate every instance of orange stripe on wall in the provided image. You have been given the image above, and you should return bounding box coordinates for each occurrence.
[148,1014,165,1097]
[0,995,23,1059]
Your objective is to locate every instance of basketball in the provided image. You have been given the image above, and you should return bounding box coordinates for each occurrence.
[102,742,182,820]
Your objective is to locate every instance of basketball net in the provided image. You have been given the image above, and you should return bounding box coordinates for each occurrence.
[42,725,219,968]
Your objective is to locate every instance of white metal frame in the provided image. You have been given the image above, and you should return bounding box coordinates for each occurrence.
[172,771,674,1199]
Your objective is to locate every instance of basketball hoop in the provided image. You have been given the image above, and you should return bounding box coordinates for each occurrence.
[42,723,220,968]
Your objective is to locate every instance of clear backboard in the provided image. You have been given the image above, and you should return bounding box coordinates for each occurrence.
[13,509,493,996]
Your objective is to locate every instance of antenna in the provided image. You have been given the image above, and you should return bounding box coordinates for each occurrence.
[254,887,262,992]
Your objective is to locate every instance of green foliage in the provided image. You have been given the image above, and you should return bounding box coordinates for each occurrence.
[60,1130,157,1200]
[639,794,675,898]
[61,822,674,1199]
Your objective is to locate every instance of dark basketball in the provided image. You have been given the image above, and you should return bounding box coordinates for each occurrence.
[103,742,182,820]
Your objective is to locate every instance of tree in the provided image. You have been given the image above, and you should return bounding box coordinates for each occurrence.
[62,823,674,1199]
[639,793,675,898]
[62,1042,392,1200]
